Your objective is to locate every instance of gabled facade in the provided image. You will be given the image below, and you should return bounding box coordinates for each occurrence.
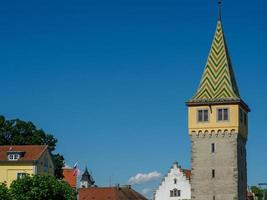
[154,162,191,200]
[0,145,54,187]
[186,3,250,200]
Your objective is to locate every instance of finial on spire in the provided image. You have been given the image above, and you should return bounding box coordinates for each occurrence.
[218,0,222,21]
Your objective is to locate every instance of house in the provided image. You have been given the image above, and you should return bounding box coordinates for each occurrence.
[154,162,191,200]
[0,145,54,186]
[78,185,148,200]
[63,168,77,189]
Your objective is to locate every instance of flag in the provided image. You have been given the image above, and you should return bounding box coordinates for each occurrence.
[72,162,78,176]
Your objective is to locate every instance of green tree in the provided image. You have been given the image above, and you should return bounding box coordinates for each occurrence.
[9,175,76,200]
[264,189,267,200]
[251,186,264,200]
[0,116,64,178]
[0,183,10,200]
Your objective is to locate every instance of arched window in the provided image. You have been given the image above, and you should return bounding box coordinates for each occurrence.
[174,178,177,184]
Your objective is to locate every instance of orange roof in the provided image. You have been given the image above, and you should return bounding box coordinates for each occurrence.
[63,168,77,189]
[183,169,191,180]
[79,186,148,200]
[0,145,48,162]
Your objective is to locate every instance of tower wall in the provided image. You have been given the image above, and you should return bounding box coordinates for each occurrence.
[190,132,247,200]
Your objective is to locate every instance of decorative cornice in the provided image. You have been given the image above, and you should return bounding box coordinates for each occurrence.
[186,98,250,112]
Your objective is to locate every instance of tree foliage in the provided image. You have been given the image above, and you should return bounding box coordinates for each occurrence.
[9,175,76,200]
[0,183,10,200]
[251,186,267,200]
[0,116,64,178]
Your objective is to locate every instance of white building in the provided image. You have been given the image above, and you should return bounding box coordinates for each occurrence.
[154,162,191,200]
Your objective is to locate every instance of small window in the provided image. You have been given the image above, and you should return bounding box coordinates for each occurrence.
[211,143,215,153]
[212,169,215,178]
[213,196,216,200]
[174,178,177,184]
[197,109,209,122]
[17,173,26,179]
[8,154,20,161]
[217,108,229,121]
[244,113,247,125]
[177,190,181,197]
[170,190,174,197]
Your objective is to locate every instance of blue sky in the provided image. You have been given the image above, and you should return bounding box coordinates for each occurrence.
[1,0,267,198]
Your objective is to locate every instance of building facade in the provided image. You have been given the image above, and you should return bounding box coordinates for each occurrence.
[154,162,191,200]
[186,4,250,200]
[0,145,54,187]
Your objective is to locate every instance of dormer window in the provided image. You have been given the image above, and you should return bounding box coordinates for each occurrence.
[8,153,20,161]
[7,151,24,161]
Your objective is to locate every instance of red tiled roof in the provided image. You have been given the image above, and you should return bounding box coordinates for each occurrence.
[63,168,77,189]
[0,145,48,162]
[183,169,191,180]
[79,186,148,200]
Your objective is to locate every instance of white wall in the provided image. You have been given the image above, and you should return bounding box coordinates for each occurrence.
[154,163,191,200]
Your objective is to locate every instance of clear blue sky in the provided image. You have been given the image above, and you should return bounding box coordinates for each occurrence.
[1,0,267,197]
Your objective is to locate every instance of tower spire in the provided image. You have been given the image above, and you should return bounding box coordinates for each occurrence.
[218,0,222,21]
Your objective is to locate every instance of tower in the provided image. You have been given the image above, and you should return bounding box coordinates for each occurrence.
[186,2,250,200]
[80,167,95,188]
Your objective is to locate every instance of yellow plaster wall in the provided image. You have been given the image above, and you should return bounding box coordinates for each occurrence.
[188,104,248,138]
[0,164,34,187]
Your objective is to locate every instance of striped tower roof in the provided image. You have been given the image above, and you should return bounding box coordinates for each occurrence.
[190,15,241,103]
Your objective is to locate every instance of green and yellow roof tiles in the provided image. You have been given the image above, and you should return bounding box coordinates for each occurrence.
[190,20,240,103]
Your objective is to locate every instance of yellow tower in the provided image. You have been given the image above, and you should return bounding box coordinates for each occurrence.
[186,2,250,200]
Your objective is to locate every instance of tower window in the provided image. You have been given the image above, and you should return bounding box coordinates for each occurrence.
[174,178,177,184]
[197,109,209,122]
[211,143,215,153]
[217,108,229,121]
[212,169,215,178]
[244,113,247,125]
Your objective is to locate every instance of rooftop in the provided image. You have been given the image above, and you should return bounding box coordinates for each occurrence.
[0,145,48,162]
[78,186,148,200]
